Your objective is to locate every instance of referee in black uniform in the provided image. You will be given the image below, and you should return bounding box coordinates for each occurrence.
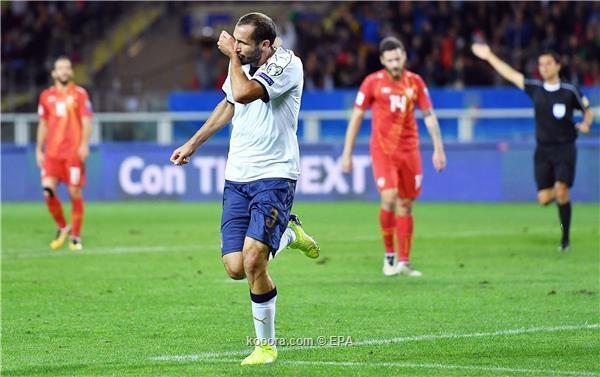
[472,43,594,252]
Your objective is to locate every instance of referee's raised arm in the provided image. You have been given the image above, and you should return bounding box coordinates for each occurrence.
[471,43,525,89]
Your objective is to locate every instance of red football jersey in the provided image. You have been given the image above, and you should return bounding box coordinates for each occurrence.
[38,83,93,160]
[355,69,432,155]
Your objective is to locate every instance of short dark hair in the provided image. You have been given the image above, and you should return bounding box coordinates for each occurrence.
[539,50,561,64]
[379,37,405,55]
[237,12,277,47]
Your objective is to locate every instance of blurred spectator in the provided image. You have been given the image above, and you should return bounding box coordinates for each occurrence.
[195,39,222,90]
[2,1,598,112]
[1,1,126,101]
[289,1,599,88]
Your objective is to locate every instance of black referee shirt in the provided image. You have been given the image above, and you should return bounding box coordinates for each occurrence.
[523,79,590,145]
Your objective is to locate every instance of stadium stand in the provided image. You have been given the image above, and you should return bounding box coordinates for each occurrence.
[2,1,598,112]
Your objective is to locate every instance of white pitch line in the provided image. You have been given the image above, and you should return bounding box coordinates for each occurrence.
[0,228,553,259]
[324,227,566,242]
[150,323,600,362]
[352,324,600,347]
[202,359,599,377]
[1,245,216,259]
[2,225,595,259]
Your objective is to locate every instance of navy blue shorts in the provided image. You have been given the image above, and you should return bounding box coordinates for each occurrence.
[221,178,296,255]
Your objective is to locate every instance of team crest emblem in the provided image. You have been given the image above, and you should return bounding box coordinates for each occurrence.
[266,63,283,76]
[381,87,391,94]
[406,88,414,97]
[552,103,566,119]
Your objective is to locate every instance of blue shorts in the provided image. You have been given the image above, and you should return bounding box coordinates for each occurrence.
[221,178,296,256]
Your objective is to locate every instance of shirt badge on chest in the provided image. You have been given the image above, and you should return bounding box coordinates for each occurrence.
[552,103,566,119]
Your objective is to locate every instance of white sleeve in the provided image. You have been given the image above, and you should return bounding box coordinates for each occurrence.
[221,64,234,103]
[252,53,302,102]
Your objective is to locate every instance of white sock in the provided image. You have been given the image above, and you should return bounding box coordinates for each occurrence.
[251,295,277,347]
[270,227,296,260]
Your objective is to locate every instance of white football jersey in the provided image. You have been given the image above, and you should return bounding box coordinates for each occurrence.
[222,47,303,182]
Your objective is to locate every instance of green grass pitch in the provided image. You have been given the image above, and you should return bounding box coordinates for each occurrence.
[2,202,599,376]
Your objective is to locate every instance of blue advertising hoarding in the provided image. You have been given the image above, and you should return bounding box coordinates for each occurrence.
[2,141,598,202]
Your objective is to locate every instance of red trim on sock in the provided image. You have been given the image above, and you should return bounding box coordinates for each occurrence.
[379,208,395,252]
[45,196,67,229]
[71,197,84,238]
[396,215,414,262]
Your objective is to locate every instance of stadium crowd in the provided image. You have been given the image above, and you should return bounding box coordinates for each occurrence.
[1,1,126,91]
[182,1,599,91]
[2,1,598,105]
[293,1,600,90]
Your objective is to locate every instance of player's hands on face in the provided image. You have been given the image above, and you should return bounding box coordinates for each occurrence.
[576,122,590,134]
[170,142,195,166]
[341,153,353,173]
[471,43,491,61]
[36,149,44,169]
[432,149,446,172]
[217,31,236,58]
[78,144,90,161]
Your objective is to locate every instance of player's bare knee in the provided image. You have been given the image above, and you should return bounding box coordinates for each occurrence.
[222,252,246,280]
[537,196,552,206]
[242,248,267,278]
[397,199,413,215]
[68,186,82,198]
[222,253,245,279]
[224,264,245,280]
[380,192,397,211]
[555,185,569,204]
[381,200,395,212]
[242,253,261,276]
[537,189,554,206]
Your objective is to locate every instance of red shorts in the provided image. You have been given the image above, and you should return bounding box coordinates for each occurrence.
[42,156,86,187]
[371,149,422,199]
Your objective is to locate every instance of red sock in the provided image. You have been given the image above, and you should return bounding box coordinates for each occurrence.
[45,195,67,229]
[396,215,414,262]
[379,209,395,252]
[71,197,84,238]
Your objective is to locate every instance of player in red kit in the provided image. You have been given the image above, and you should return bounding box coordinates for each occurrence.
[36,56,93,251]
[342,37,446,277]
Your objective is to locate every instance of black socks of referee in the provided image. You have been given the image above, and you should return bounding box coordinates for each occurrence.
[557,202,571,248]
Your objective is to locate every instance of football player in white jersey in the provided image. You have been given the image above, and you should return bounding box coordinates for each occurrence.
[170,12,319,365]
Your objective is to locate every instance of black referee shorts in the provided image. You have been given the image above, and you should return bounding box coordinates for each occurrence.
[534,143,577,191]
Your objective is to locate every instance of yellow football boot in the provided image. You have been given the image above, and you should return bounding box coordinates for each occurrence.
[240,344,277,365]
[287,214,320,259]
[50,226,70,250]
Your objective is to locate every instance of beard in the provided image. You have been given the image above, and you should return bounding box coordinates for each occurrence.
[238,47,262,66]
[56,76,72,86]
[386,67,402,79]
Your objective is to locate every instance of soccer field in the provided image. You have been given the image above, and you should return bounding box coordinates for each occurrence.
[2,202,599,376]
